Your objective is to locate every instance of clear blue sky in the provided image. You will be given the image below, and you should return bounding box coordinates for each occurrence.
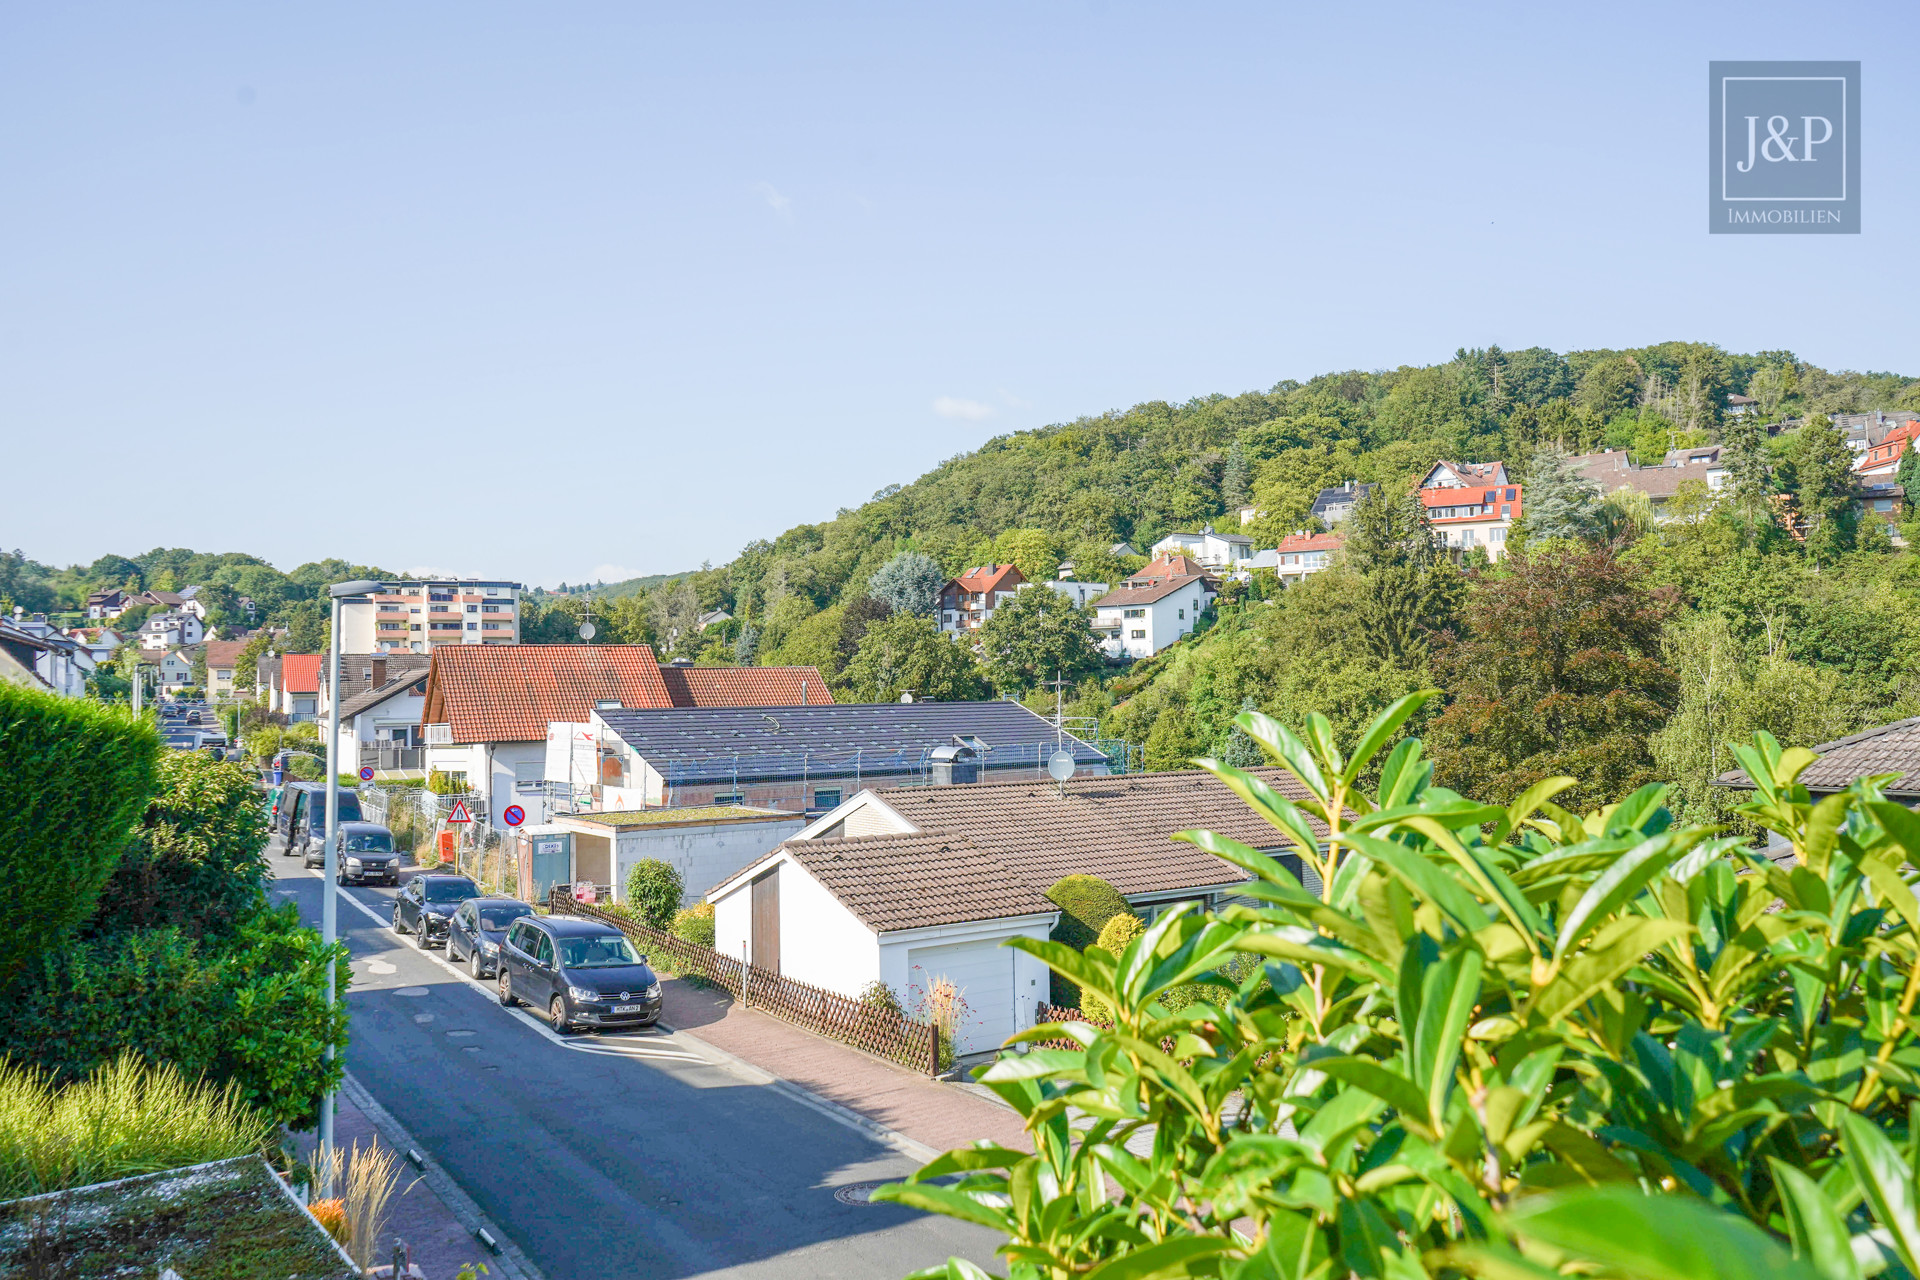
[5,3,1915,586]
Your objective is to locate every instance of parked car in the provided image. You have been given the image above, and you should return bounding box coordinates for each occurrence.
[308,820,401,884]
[391,874,481,948]
[161,733,199,751]
[496,915,662,1033]
[277,783,363,856]
[448,897,537,979]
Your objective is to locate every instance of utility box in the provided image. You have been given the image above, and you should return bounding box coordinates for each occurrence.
[513,825,573,903]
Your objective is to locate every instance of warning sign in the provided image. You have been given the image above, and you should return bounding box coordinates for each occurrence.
[446,798,473,824]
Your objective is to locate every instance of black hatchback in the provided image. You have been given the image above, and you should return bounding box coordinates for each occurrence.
[447,897,536,980]
[497,916,662,1033]
[392,874,480,948]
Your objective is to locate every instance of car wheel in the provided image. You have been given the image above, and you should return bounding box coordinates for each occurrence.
[470,948,486,980]
[550,997,572,1034]
[498,972,517,1007]
[392,906,407,935]
[415,926,431,950]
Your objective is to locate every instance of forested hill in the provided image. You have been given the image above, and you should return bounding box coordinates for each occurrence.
[656,341,1912,647]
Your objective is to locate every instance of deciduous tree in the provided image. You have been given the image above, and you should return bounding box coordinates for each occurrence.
[975,587,1104,696]
[843,613,990,703]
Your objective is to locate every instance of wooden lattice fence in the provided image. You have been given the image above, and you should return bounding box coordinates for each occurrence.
[547,889,942,1075]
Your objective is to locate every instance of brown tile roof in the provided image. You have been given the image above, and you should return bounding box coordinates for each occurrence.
[1093,564,1213,608]
[771,832,1055,932]
[875,767,1323,900]
[325,653,432,702]
[202,640,248,670]
[1274,531,1344,553]
[421,644,673,743]
[660,665,834,708]
[1716,717,1920,799]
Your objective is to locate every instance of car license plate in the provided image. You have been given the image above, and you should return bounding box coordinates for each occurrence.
[612,1004,645,1014]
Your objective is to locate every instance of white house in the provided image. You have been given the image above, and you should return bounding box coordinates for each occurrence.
[138,649,195,695]
[1037,568,1109,610]
[1,616,88,697]
[1149,526,1254,572]
[1091,554,1214,660]
[139,611,204,651]
[707,766,1322,1056]
[331,656,433,776]
[1251,531,1344,585]
[548,806,807,905]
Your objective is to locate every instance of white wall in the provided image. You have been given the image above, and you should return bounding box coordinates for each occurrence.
[877,916,1054,1050]
[713,879,752,965]
[777,860,881,996]
[615,816,806,905]
[488,742,545,831]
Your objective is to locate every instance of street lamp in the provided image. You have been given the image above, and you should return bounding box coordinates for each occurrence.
[319,579,385,1190]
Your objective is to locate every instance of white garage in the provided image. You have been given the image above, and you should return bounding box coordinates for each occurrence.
[901,935,1021,1056]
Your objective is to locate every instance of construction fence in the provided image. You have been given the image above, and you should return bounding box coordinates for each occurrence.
[358,785,516,895]
[546,889,944,1076]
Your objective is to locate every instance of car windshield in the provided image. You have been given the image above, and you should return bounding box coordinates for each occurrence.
[479,904,533,929]
[425,879,479,903]
[556,935,641,968]
[345,833,391,852]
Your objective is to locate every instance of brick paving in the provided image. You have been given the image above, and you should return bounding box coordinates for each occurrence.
[660,977,1032,1156]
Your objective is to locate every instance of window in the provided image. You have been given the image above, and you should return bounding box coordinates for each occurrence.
[466,622,478,631]
[711,792,744,805]
[467,604,478,613]
[1122,608,1146,618]
[533,932,554,966]
[409,607,420,614]
[813,788,842,809]
[1130,629,1146,639]
[1177,608,1184,619]
[1501,504,1511,517]
[1491,528,1507,543]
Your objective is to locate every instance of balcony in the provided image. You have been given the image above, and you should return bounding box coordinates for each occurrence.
[359,744,423,771]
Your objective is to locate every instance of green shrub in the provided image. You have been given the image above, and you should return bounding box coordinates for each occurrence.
[89,751,269,940]
[425,769,469,795]
[1044,874,1130,1007]
[0,1055,271,1198]
[0,905,349,1128]
[1078,912,1144,1023]
[669,902,715,949]
[624,859,685,928]
[0,682,159,982]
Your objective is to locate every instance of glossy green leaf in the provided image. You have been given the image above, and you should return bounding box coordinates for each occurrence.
[1083,1236,1241,1279]
[1552,832,1686,963]
[1841,1112,1920,1278]
[1770,1159,1863,1280]
[1504,1186,1822,1280]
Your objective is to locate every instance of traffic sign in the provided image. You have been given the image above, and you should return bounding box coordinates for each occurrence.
[358,766,375,782]
[502,804,526,827]
[446,798,473,824]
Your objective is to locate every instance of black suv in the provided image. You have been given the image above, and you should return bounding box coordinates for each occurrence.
[448,897,536,980]
[392,874,480,948]
[313,821,401,885]
[497,916,662,1033]
[276,784,363,856]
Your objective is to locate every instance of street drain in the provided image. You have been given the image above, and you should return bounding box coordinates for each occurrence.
[393,987,430,998]
[833,1182,889,1206]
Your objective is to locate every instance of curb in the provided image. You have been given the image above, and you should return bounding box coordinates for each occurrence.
[341,1072,546,1280]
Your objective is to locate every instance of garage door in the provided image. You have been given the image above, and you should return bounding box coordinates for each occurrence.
[906,939,1016,1057]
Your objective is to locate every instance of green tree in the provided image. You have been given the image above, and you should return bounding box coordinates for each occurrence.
[1899,437,1920,507]
[1516,443,1601,543]
[866,552,944,617]
[838,595,893,666]
[1782,414,1858,562]
[1427,545,1678,805]
[233,631,273,690]
[975,587,1104,696]
[623,859,684,928]
[1220,441,1250,509]
[280,599,327,654]
[843,613,991,703]
[1211,695,1265,767]
[1573,351,1642,421]
[1343,485,1461,666]
[646,579,702,655]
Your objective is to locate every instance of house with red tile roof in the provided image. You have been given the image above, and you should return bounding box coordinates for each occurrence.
[1855,421,1920,479]
[1090,554,1217,659]
[420,645,838,829]
[275,653,323,721]
[938,564,1026,634]
[1245,531,1345,584]
[1416,464,1522,561]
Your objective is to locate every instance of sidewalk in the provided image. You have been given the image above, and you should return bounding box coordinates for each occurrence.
[293,1086,499,1280]
[659,977,1032,1156]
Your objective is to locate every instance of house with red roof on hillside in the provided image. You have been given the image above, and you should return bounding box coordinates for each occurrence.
[1090,554,1216,659]
[938,564,1026,634]
[1855,421,1920,479]
[1244,530,1345,585]
[1418,460,1522,561]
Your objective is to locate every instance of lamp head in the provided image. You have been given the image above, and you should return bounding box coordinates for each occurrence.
[329,579,387,598]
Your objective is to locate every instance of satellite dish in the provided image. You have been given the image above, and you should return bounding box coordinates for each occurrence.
[578,621,596,640]
[1047,748,1076,783]
[899,691,914,703]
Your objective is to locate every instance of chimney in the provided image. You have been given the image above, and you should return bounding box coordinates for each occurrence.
[801,679,808,706]
[370,658,386,687]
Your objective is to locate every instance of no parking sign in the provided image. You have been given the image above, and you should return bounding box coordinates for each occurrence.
[358,766,375,782]
[502,804,526,827]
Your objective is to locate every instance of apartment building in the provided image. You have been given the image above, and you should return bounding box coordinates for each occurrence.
[338,579,525,653]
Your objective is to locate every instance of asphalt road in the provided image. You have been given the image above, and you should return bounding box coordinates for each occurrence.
[270,847,1000,1280]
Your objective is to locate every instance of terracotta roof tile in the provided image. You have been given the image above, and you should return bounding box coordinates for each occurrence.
[952,564,1025,594]
[774,832,1054,931]
[201,640,249,670]
[422,644,673,743]
[660,665,834,708]
[282,654,322,694]
[1716,717,1920,799]
[1274,532,1344,553]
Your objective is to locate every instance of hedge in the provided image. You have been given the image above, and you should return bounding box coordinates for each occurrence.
[1044,874,1131,1007]
[0,681,159,979]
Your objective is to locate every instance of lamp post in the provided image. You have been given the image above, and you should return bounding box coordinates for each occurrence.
[319,579,386,1191]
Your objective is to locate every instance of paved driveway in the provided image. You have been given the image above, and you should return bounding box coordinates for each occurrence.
[271,853,999,1279]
